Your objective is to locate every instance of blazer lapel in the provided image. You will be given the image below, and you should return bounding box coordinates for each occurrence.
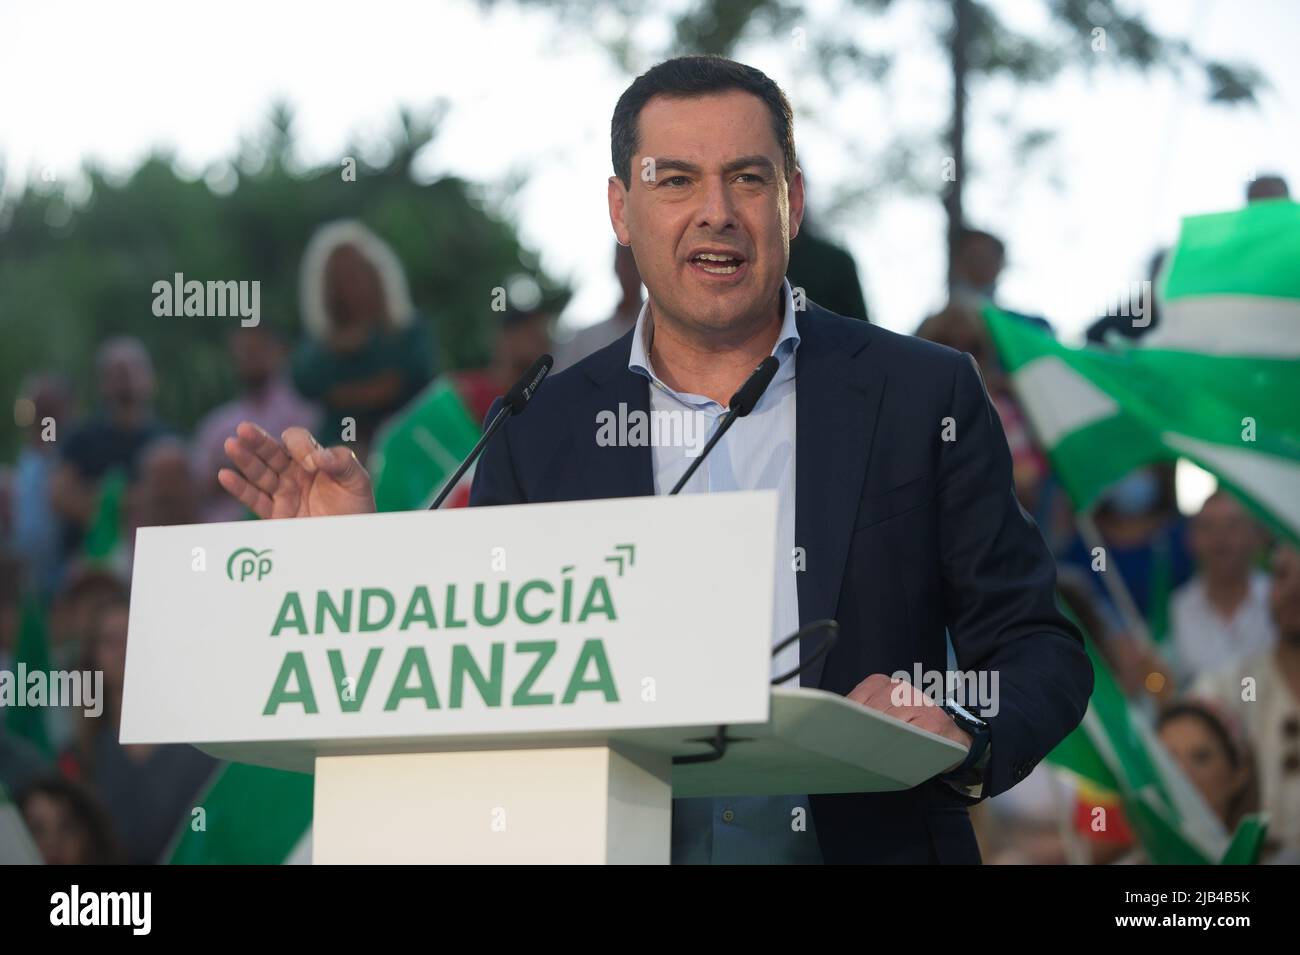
[794,307,885,688]
[574,328,655,500]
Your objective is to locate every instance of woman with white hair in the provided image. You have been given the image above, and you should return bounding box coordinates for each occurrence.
[291,220,436,457]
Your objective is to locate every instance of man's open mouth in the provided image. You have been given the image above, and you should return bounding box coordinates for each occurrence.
[688,251,746,275]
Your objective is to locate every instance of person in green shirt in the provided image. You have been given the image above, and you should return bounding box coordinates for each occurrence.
[292,220,436,459]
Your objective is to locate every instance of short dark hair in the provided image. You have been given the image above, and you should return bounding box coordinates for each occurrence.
[1246,174,1290,202]
[956,227,1005,259]
[611,55,796,189]
[18,775,125,864]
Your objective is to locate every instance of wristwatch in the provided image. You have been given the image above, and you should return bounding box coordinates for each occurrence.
[939,698,992,799]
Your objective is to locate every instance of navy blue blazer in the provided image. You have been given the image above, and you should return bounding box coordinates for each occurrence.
[469,301,1093,864]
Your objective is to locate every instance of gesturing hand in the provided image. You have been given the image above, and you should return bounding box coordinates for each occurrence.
[218,422,376,520]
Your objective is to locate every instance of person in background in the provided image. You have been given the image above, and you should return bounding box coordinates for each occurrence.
[0,554,53,797]
[1168,491,1276,686]
[1085,699,1261,866]
[1086,249,1167,346]
[1247,174,1290,203]
[1,729,49,803]
[914,304,1052,521]
[977,573,1116,865]
[292,220,435,461]
[949,226,1052,334]
[192,326,318,523]
[8,374,73,599]
[452,305,556,425]
[366,301,558,512]
[1156,700,1258,834]
[18,775,124,865]
[102,436,205,581]
[61,589,216,864]
[1060,463,1193,637]
[49,338,169,563]
[949,227,1004,310]
[785,181,869,322]
[46,564,129,672]
[1194,543,1300,862]
[131,437,202,529]
[553,242,642,371]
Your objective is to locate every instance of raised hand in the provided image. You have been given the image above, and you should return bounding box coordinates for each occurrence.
[218,422,376,519]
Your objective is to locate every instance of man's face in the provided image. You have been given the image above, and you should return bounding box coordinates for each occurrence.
[98,347,154,411]
[958,237,1004,289]
[229,330,282,392]
[498,315,553,383]
[325,244,387,339]
[608,90,803,339]
[23,793,93,865]
[1190,494,1260,582]
[132,446,198,528]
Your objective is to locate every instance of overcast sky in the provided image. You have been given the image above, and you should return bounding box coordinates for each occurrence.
[3,0,1297,341]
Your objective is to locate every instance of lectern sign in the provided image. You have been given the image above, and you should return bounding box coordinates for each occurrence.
[120,492,777,765]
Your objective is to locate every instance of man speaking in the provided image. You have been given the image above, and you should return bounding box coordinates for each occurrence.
[219,55,1093,864]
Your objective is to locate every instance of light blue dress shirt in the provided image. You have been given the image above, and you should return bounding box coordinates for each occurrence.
[628,278,822,864]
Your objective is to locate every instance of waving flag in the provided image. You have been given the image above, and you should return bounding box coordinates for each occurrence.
[369,377,483,512]
[1047,622,1267,864]
[164,762,312,865]
[985,200,1300,545]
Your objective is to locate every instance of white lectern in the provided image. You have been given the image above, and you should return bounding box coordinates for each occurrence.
[121,493,964,863]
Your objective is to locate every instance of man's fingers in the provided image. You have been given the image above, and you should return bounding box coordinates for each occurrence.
[223,436,283,497]
[881,681,933,722]
[281,426,323,475]
[848,673,974,747]
[218,467,273,519]
[847,672,894,708]
[234,421,294,473]
[315,446,371,492]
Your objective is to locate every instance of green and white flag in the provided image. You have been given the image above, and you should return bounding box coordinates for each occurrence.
[1047,620,1267,864]
[985,199,1300,545]
[164,762,312,865]
[369,376,482,512]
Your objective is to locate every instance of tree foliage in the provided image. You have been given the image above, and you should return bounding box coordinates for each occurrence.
[0,103,567,462]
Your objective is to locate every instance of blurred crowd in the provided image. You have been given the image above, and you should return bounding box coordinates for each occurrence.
[1,177,1297,865]
[917,176,1299,865]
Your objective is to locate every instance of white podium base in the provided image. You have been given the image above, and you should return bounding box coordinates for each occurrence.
[313,745,672,864]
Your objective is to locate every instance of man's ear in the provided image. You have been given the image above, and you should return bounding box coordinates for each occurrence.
[788,166,806,241]
[608,176,632,247]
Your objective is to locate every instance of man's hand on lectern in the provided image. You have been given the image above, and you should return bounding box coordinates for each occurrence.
[846,673,972,771]
[218,422,376,519]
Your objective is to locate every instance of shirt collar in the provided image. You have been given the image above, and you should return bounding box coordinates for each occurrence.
[628,277,801,399]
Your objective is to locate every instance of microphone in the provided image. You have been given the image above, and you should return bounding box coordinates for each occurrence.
[662,355,790,767]
[770,620,839,686]
[503,354,552,414]
[428,354,553,509]
[668,355,779,495]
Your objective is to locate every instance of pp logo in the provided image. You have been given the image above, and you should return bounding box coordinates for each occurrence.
[227,547,274,582]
